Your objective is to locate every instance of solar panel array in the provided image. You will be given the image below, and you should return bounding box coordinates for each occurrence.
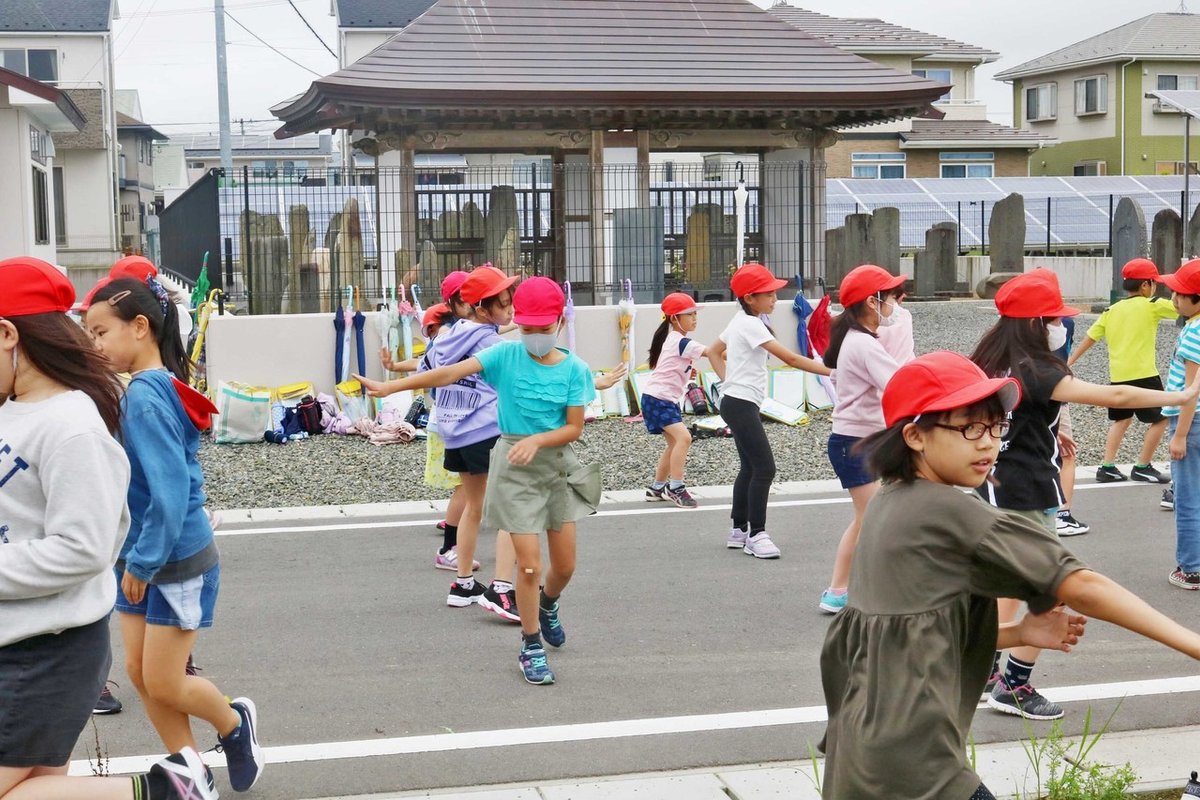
[827,175,1199,250]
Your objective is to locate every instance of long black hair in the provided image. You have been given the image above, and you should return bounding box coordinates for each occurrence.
[9,313,124,435]
[737,296,775,335]
[969,316,1068,384]
[92,278,192,382]
[861,394,1007,484]
[824,299,874,369]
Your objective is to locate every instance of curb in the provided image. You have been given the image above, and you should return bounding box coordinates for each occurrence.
[214,462,1164,527]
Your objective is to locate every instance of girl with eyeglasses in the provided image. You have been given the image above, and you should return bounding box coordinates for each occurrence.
[970,268,1197,722]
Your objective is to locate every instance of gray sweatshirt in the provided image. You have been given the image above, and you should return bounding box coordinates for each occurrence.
[0,390,130,647]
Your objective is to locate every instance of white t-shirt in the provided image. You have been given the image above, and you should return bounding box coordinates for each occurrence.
[718,312,773,406]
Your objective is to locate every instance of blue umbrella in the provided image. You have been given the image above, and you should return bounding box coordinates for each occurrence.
[353,287,367,380]
[792,288,813,357]
[333,294,346,384]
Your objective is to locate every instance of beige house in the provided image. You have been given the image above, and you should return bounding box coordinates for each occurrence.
[115,90,164,257]
[767,3,1051,179]
[996,12,1200,176]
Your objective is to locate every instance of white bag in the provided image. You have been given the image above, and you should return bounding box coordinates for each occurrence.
[213,381,272,444]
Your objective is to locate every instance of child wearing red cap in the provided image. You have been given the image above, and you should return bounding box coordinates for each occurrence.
[971,267,1199,721]
[359,277,600,685]
[0,257,217,799]
[706,264,831,558]
[86,278,264,792]
[818,265,909,614]
[641,292,712,508]
[1068,257,1179,492]
[1158,259,1200,590]
[820,350,1200,800]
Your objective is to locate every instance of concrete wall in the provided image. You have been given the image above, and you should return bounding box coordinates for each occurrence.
[205,301,812,397]
[895,255,1112,299]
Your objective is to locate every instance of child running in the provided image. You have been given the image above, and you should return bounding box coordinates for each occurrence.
[819,350,1200,800]
[1068,258,1178,487]
[706,263,831,559]
[1158,259,1200,590]
[86,277,263,792]
[641,292,711,509]
[970,267,1197,721]
[0,256,218,800]
[359,277,600,685]
[819,264,908,613]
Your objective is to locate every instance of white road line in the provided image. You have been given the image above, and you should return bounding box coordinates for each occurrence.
[215,480,1150,538]
[69,673,1200,776]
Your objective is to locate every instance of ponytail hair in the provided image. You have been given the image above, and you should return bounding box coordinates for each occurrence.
[92,278,192,383]
[737,296,775,336]
[648,318,671,369]
[823,299,875,369]
[8,313,123,436]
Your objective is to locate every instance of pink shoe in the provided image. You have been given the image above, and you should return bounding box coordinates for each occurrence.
[435,547,480,572]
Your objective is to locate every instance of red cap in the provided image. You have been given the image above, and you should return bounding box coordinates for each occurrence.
[460,265,519,306]
[1160,259,1200,295]
[440,270,470,302]
[1122,258,1161,281]
[512,276,564,326]
[838,264,907,308]
[661,292,697,317]
[730,263,788,298]
[994,268,1080,318]
[883,351,1022,427]
[109,255,157,283]
[76,276,113,312]
[421,302,450,335]
[0,256,76,316]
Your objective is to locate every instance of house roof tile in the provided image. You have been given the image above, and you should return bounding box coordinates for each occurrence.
[0,0,114,32]
[766,3,998,62]
[332,0,437,28]
[899,119,1054,148]
[995,13,1200,80]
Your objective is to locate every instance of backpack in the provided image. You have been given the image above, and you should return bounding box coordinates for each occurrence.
[297,395,323,435]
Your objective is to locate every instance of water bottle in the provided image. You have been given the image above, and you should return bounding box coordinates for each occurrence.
[685,381,709,415]
[1182,771,1200,798]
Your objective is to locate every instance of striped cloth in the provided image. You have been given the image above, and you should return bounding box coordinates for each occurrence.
[1164,316,1200,417]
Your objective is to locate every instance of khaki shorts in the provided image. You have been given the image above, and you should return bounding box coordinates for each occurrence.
[483,437,601,534]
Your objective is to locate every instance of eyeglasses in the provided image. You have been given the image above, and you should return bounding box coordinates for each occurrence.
[930,420,1011,441]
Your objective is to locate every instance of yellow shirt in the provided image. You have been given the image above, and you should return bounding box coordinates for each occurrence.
[1086,295,1179,382]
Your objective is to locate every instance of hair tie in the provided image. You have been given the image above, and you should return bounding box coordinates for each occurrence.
[146,276,170,317]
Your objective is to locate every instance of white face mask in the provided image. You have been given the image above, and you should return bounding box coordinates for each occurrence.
[875,295,897,328]
[522,332,557,358]
[1046,322,1067,352]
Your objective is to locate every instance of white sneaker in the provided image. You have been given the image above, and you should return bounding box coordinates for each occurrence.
[743,531,781,559]
[1055,512,1090,537]
[434,547,481,571]
[726,527,749,549]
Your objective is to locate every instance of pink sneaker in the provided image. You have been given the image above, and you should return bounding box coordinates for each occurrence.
[726,527,748,549]
[743,531,781,559]
[435,547,480,571]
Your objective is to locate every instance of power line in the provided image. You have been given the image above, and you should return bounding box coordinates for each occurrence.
[222,10,325,77]
[285,0,337,59]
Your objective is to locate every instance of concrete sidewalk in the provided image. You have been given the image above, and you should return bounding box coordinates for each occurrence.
[315,725,1199,799]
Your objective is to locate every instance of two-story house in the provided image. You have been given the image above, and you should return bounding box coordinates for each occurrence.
[767,3,1052,179]
[0,66,84,261]
[0,0,122,268]
[115,90,164,257]
[996,12,1200,176]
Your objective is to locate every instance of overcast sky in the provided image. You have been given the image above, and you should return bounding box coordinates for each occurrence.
[113,0,1176,137]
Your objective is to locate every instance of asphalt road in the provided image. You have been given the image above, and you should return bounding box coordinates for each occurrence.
[75,479,1198,799]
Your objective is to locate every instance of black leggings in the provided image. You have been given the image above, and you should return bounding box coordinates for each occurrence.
[720,395,776,533]
[969,784,996,800]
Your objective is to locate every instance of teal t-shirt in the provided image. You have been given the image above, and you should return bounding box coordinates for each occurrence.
[474,341,596,435]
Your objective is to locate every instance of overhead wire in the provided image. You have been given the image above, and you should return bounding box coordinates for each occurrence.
[284,0,337,59]
[222,10,326,77]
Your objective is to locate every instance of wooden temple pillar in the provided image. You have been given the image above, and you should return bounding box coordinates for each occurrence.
[589,129,606,297]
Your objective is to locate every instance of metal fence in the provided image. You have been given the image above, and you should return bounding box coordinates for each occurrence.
[183,161,810,312]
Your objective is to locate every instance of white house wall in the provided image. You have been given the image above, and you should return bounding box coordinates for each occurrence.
[1142,60,1200,138]
[57,148,118,261]
[1016,63,1118,141]
[0,106,56,262]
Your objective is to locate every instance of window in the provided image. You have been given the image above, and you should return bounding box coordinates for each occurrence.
[513,157,552,183]
[1073,161,1107,176]
[662,161,675,183]
[1158,74,1199,91]
[53,166,66,245]
[0,49,57,82]
[1155,160,1200,176]
[1025,83,1057,121]
[31,167,49,245]
[913,68,953,102]
[1074,75,1107,115]
[939,152,994,178]
[29,126,46,165]
[187,161,206,169]
[138,138,153,165]
[251,159,277,178]
[851,152,906,179]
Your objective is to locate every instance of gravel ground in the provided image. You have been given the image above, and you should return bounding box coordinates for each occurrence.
[199,299,1183,510]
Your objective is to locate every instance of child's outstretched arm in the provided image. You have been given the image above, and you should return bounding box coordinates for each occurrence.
[507,406,585,465]
[1053,368,1200,409]
[1056,569,1200,659]
[1065,335,1096,368]
[355,357,482,398]
[593,363,627,391]
[379,346,419,374]
[762,339,831,376]
[998,608,1087,652]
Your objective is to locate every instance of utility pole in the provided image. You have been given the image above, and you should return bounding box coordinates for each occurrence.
[214,0,233,179]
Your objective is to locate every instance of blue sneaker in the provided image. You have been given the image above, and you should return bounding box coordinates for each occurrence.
[539,601,566,648]
[519,642,555,685]
[218,697,263,791]
[818,590,847,614]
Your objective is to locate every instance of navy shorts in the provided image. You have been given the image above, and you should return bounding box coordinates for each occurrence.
[115,563,220,630]
[827,432,876,489]
[641,393,683,434]
[444,434,499,475]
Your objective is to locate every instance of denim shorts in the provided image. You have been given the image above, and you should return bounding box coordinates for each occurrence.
[827,432,876,489]
[115,563,220,630]
[641,393,683,434]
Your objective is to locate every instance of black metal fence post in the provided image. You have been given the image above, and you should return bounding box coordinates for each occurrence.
[956,201,962,253]
[1046,197,1052,255]
[980,202,986,256]
[1108,194,1114,258]
[241,166,252,313]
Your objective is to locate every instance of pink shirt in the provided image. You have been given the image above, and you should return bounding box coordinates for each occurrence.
[831,329,901,437]
[876,304,915,364]
[643,330,706,403]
